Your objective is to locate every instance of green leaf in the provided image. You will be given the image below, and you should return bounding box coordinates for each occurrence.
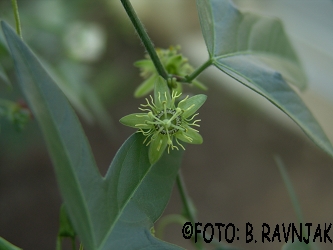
[0,64,11,86]
[56,205,76,250]
[282,240,310,250]
[196,0,306,90]
[0,33,11,86]
[58,205,76,239]
[196,0,333,159]
[2,21,100,250]
[0,237,22,250]
[46,60,115,133]
[214,246,243,250]
[2,21,183,250]
[104,137,184,249]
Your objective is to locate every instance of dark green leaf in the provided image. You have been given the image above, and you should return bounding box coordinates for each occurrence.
[58,204,76,239]
[0,64,11,86]
[282,240,310,250]
[2,21,183,250]
[196,0,333,158]
[102,137,184,249]
[0,237,22,250]
[56,205,76,250]
[196,0,306,90]
[214,246,243,250]
[2,21,100,250]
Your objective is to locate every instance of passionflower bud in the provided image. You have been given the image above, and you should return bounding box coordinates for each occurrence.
[120,76,207,164]
[134,46,207,98]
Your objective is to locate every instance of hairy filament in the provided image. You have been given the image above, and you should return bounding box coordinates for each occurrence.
[189,120,201,127]
[175,137,185,150]
[185,113,199,121]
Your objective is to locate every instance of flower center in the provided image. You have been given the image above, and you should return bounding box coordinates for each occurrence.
[154,108,182,135]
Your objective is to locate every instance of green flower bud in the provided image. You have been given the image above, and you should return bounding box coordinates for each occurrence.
[134,46,207,98]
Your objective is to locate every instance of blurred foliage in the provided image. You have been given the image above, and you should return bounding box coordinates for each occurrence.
[0,0,142,142]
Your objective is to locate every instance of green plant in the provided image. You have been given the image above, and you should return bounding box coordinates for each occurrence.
[1,0,332,249]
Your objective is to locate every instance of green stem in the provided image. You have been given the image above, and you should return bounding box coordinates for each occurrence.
[274,155,313,249]
[71,238,76,250]
[185,59,212,82]
[56,236,62,250]
[176,172,204,250]
[11,0,22,39]
[120,0,168,79]
[176,173,196,224]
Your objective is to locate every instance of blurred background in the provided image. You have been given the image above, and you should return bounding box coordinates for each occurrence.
[0,0,333,249]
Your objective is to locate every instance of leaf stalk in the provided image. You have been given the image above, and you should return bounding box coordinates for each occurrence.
[173,58,212,84]
[185,59,212,82]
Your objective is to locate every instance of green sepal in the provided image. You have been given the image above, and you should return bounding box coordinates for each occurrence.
[174,81,183,96]
[154,76,172,109]
[178,94,207,118]
[149,133,168,164]
[119,113,151,129]
[192,79,208,91]
[165,54,183,74]
[134,59,155,78]
[134,59,153,68]
[134,75,158,98]
[176,126,203,144]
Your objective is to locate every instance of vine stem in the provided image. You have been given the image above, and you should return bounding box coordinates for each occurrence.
[11,0,22,38]
[120,0,168,79]
[176,171,204,250]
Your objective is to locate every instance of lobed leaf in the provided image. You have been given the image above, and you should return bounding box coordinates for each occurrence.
[196,0,333,158]
[196,0,306,90]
